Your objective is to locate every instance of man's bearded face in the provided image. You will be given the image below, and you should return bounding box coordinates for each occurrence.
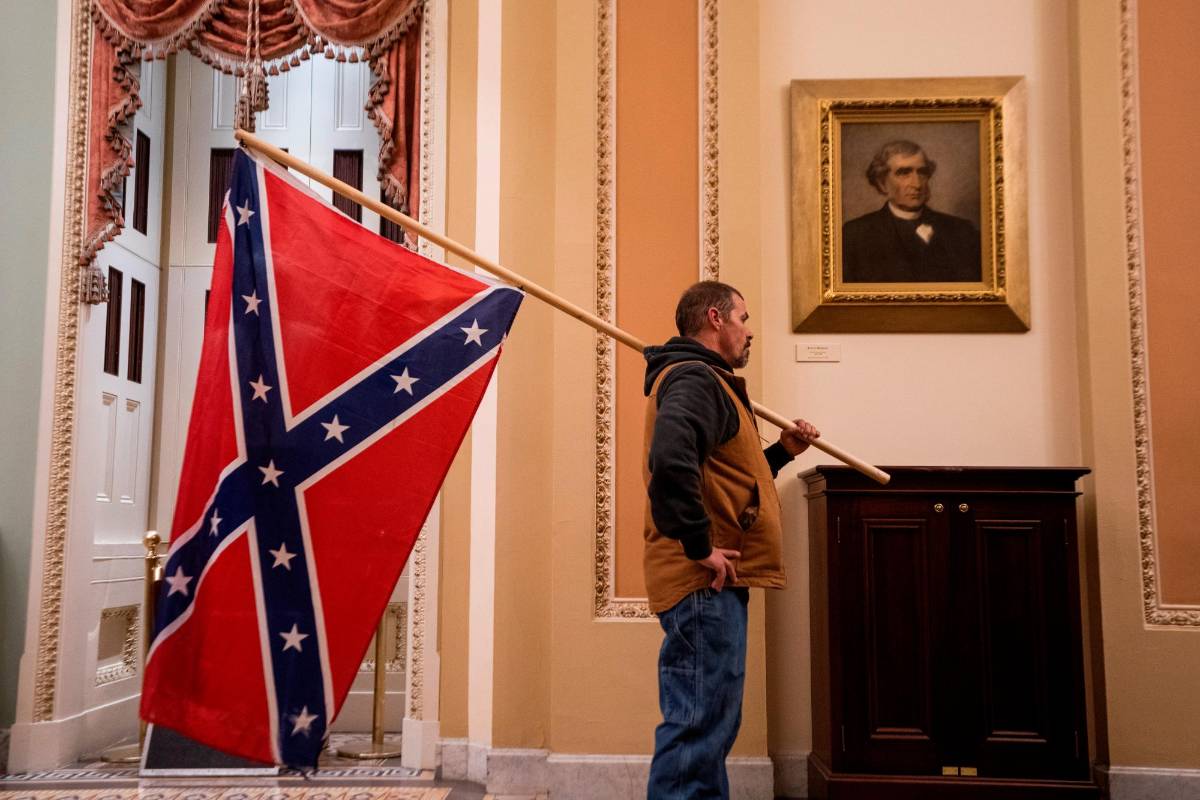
[718,295,753,369]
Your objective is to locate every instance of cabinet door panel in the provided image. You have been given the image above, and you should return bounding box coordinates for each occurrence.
[963,499,1086,779]
[840,496,947,774]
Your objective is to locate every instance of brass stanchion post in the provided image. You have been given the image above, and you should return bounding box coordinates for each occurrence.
[336,615,402,759]
[101,530,162,763]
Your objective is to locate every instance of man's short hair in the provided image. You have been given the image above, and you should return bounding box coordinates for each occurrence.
[866,140,937,192]
[675,281,743,337]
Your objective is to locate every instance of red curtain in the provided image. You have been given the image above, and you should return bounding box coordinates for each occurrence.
[84,0,422,266]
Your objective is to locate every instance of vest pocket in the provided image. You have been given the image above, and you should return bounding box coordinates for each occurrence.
[737,482,761,531]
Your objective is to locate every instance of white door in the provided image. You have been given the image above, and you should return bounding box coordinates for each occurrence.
[89,57,165,545]
[90,249,159,543]
[78,57,166,753]
[309,57,387,233]
[169,52,314,269]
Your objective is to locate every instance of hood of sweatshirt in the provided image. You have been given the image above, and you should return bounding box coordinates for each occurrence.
[642,337,733,396]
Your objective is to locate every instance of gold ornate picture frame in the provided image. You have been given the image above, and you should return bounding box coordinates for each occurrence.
[790,76,1029,332]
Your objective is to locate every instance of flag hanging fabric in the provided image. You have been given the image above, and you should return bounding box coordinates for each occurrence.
[140,148,523,768]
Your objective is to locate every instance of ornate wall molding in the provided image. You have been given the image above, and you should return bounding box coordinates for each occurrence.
[417,0,434,259]
[95,605,140,686]
[32,0,91,722]
[407,526,428,715]
[593,0,649,620]
[1119,0,1200,627]
[700,0,720,281]
[592,0,720,618]
[406,0,436,717]
[361,601,408,673]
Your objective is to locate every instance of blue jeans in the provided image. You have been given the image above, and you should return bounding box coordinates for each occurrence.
[647,587,748,799]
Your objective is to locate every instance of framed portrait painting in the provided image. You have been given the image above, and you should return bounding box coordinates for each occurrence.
[790,77,1029,332]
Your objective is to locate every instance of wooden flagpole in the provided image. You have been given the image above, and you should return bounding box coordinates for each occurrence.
[233,129,890,485]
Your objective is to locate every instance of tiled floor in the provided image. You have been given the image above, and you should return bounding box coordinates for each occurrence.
[0,791,454,800]
[0,736,487,800]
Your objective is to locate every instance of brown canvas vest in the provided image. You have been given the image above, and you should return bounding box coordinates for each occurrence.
[642,362,786,613]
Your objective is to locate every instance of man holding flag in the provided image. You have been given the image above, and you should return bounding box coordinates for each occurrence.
[642,281,819,798]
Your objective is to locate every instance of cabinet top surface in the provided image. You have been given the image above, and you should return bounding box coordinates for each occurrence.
[801,465,1091,494]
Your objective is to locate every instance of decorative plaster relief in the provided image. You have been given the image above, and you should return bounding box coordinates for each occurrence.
[1119,0,1200,627]
[95,605,139,686]
[592,0,720,618]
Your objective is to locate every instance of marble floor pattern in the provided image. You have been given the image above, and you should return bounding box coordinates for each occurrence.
[0,737,488,800]
[0,791,453,800]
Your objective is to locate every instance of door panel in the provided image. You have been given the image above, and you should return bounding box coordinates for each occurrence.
[172,52,313,268]
[90,246,159,543]
[961,498,1086,780]
[310,57,385,232]
[118,60,166,266]
[841,496,947,774]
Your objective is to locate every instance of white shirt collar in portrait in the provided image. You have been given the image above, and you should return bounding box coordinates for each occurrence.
[887,202,935,243]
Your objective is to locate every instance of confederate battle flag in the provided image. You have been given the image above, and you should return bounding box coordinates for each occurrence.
[140,149,523,767]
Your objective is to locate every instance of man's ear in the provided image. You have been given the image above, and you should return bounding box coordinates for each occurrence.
[707,306,723,330]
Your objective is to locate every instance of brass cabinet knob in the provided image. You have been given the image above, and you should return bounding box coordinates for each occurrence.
[934,503,944,513]
[958,503,969,513]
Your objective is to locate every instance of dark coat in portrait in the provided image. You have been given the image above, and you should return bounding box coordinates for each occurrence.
[841,204,981,283]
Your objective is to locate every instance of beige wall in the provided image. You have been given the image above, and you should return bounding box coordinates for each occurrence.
[748,0,1084,760]
[1073,0,1200,769]
[1135,0,1200,607]
[437,0,478,741]
[435,0,1200,776]
[463,0,775,757]
[612,0,699,599]
[488,0,558,748]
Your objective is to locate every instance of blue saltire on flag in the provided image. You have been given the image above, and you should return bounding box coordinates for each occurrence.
[140,148,522,767]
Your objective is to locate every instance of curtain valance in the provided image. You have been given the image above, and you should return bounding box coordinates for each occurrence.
[85,0,422,268]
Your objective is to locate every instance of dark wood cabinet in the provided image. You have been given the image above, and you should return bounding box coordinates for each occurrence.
[803,467,1100,799]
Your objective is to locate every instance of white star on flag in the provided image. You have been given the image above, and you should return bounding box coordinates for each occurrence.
[209,510,222,537]
[249,374,273,402]
[269,542,298,570]
[236,201,255,226]
[165,566,193,597]
[279,623,309,653]
[290,706,319,736]
[242,290,263,315]
[461,319,488,346]
[259,459,284,487]
[391,367,419,395]
[321,415,349,443]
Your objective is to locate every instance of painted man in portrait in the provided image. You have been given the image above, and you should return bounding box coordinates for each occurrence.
[841,140,981,283]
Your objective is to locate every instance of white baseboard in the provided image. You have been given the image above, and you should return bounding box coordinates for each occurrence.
[1105,765,1200,800]
[6,693,139,772]
[771,751,809,798]
[488,747,551,795]
[401,716,438,770]
[7,716,83,772]
[441,744,777,799]
[467,740,489,785]
[439,737,468,780]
